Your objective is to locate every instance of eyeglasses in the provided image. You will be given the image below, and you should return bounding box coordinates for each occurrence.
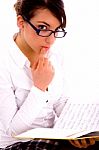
[22,16,67,38]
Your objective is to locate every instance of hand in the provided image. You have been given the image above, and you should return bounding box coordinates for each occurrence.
[69,138,95,148]
[31,48,55,91]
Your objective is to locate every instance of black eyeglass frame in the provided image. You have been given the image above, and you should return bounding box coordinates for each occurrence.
[22,16,67,38]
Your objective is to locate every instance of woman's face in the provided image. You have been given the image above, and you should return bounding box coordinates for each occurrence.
[18,8,60,56]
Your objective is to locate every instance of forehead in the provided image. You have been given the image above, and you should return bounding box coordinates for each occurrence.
[31,8,60,27]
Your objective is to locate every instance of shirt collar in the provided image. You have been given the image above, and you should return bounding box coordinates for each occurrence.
[9,34,30,68]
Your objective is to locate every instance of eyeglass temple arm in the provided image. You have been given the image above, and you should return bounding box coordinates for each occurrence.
[22,15,39,32]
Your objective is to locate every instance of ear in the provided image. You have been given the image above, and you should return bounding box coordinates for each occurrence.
[17,15,25,30]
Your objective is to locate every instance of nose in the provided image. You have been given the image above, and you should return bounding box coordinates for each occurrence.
[45,33,56,45]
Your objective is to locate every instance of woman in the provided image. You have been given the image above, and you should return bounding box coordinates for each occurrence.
[0,0,97,149]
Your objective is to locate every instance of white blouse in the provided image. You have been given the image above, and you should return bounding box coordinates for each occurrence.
[0,36,68,148]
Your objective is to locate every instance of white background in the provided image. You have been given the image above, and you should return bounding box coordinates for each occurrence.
[0,0,99,102]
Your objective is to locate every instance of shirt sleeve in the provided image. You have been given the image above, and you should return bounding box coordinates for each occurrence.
[0,64,51,136]
[8,86,50,136]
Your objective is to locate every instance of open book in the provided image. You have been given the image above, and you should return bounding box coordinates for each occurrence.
[54,102,99,139]
[15,102,99,140]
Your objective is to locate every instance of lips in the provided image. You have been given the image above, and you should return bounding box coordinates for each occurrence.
[42,46,50,51]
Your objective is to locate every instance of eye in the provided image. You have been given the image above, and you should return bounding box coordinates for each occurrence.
[38,25,47,30]
[56,27,63,31]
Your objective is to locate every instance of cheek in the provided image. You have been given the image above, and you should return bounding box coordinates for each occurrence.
[23,28,42,51]
[30,38,42,51]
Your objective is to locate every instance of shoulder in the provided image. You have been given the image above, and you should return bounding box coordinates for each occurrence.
[0,35,18,69]
[0,36,15,74]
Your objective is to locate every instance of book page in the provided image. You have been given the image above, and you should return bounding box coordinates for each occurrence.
[14,128,84,140]
[54,102,99,138]
[14,128,99,140]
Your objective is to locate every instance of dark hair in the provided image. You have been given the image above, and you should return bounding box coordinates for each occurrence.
[14,0,66,28]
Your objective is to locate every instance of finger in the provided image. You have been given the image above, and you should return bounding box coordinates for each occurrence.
[31,60,39,70]
[43,58,49,65]
[80,139,89,148]
[39,47,50,59]
[89,138,96,145]
[36,57,44,70]
[39,47,46,56]
[69,140,82,148]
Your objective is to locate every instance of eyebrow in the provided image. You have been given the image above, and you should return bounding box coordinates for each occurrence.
[37,21,50,27]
